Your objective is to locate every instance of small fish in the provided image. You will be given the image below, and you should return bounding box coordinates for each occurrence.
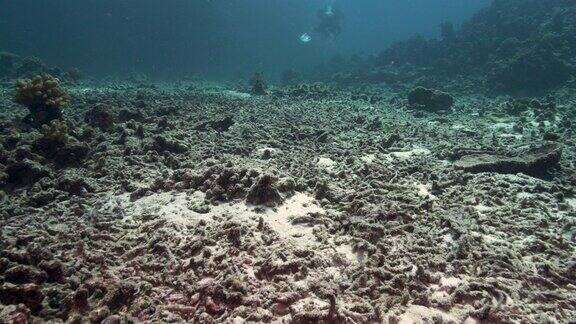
[300,33,312,43]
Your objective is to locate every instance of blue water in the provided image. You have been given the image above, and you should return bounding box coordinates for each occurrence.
[0,0,490,80]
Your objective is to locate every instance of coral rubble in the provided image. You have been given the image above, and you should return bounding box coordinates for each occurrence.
[1,2,576,318]
[1,81,574,322]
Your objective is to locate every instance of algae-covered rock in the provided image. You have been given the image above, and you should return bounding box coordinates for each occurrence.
[84,104,116,131]
[454,143,562,175]
[5,159,50,187]
[246,175,283,207]
[408,87,454,112]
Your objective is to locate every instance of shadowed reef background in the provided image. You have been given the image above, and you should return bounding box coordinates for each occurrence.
[0,0,489,80]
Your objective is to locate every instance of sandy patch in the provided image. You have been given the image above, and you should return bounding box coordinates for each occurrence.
[473,204,493,215]
[489,122,514,132]
[223,90,252,99]
[415,182,436,200]
[255,192,324,246]
[127,191,335,250]
[451,124,474,133]
[384,148,431,161]
[123,191,209,226]
[361,154,376,164]
[394,305,461,323]
[125,190,359,271]
[317,157,337,172]
[498,133,523,139]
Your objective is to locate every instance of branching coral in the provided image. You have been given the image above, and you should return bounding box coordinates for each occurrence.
[14,74,70,126]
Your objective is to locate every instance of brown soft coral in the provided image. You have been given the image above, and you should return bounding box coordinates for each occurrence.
[14,74,70,126]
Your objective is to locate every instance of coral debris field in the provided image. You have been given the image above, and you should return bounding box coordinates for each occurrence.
[0,80,575,323]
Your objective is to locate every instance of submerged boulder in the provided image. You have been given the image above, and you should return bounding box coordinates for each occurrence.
[407,87,454,112]
[454,143,562,175]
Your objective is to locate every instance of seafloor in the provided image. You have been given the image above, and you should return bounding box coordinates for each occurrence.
[0,82,575,323]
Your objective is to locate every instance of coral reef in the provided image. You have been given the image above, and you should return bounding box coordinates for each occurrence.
[310,0,576,96]
[65,68,83,83]
[379,0,576,94]
[281,69,303,86]
[33,120,69,158]
[4,159,50,187]
[14,74,70,126]
[0,52,78,84]
[0,2,574,322]
[503,98,533,115]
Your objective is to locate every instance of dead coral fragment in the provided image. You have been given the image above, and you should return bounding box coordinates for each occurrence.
[84,104,115,131]
[246,174,283,207]
[454,143,562,175]
[14,74,70,126]
[33,120,69,158]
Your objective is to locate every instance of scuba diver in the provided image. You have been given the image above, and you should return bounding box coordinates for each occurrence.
[314,5,343,40]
